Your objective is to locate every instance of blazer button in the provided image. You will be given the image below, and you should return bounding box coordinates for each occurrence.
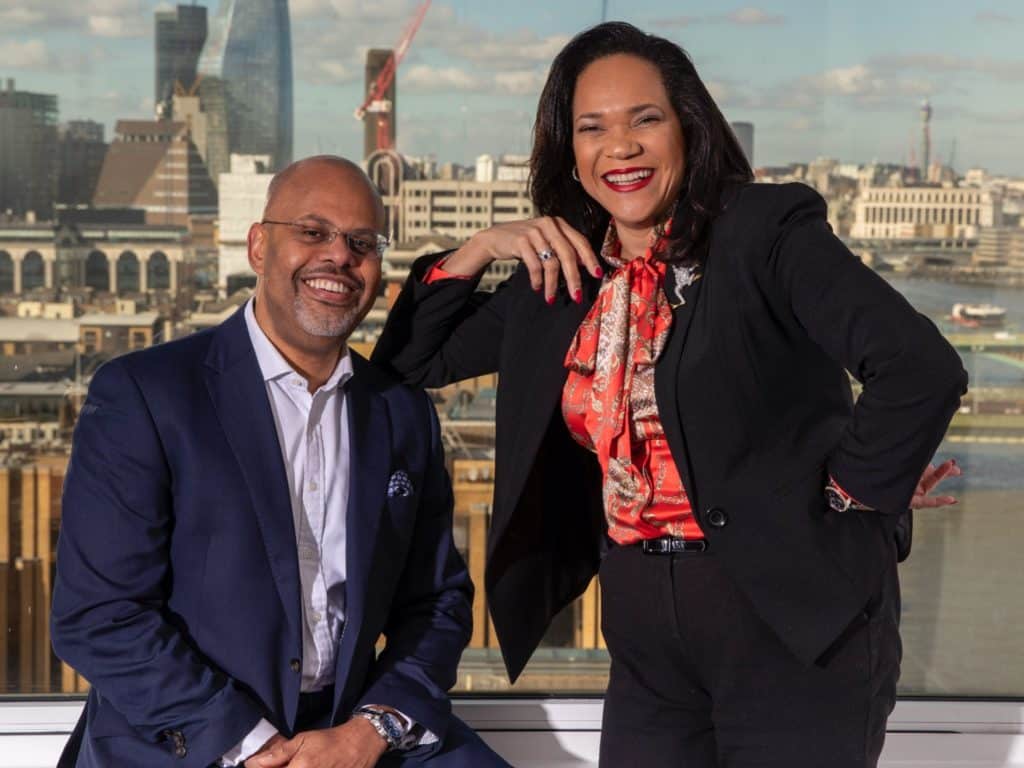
[705,507,729,528]
[174,744,187,758]
[289,658,301,673]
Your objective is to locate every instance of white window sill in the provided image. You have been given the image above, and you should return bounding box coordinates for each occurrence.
[0,699,1021,767]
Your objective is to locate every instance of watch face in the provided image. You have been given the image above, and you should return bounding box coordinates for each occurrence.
[380,712,407,744]
[825,487,848,513]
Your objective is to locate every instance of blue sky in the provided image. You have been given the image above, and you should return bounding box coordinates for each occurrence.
[1,0,1022,174]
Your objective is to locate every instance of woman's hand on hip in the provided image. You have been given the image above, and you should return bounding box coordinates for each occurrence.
[909,458,961,509]
[442,217,603,304]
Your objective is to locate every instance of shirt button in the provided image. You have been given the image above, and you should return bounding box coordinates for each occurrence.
[310,611,322,623]
[309,482,318,492]
[289,658,301,673]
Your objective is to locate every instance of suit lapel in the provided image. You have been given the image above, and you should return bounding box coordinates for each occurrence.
[203,309,302,640]
[654,262,706,510]
[335,357,389,677]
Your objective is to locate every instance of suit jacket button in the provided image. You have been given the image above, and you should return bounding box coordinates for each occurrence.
[174,744,187,758]
[290,658,301,673]
[706,507,729,528]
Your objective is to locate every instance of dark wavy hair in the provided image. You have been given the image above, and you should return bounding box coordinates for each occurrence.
[529,22,753,265]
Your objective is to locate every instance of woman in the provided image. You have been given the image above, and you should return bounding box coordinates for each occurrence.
[373,22,966,768]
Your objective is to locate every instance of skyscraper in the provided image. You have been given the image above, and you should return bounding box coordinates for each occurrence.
[0,79,59,218]
[57,120,108,206]
[155,5,208,113]
[197,0,293,184]
[730,121,754,168]
[363,49,397,160]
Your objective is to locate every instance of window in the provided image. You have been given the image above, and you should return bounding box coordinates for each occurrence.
[0,1,1021,709]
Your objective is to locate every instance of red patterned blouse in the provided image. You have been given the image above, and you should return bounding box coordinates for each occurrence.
[562,223,701,545]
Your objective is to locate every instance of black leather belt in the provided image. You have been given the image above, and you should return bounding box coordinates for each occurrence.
[641,537,708,555]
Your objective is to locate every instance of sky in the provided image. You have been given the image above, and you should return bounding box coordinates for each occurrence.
[1,0,1022,175]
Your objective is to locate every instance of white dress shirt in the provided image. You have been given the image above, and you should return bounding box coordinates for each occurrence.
[221,300,430,766]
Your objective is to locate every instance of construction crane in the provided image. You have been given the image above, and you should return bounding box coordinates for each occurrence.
[354,0,431,153]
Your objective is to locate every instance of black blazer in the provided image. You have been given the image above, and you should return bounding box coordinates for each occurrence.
[373,182,967,682]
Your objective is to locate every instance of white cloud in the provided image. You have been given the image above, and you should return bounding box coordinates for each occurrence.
[402,64,486,92]
[494,69,546,96]
[397,65,545,97]
[5,39,53,70]
[0,0,149,38]
[653,7,786,28]
[723,7,786,25]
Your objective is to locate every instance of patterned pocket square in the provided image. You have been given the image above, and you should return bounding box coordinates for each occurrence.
[387,470,414,498]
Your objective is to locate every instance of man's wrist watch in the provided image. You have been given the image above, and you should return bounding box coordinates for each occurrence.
[825,477,874,513]
[353,706,413,751]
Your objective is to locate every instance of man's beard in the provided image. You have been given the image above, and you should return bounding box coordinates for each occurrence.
[293,291,363,338]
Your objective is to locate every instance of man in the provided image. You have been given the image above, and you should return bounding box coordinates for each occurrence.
[52,156,509,768]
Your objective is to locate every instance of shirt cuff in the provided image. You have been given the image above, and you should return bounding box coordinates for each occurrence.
[423,256,473,284]
[371,707,438,749]
[220,718,279,766]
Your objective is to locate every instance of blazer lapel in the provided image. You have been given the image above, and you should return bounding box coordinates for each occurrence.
[335,357,389,678]
[203,309,302,640]
[654,263,706,510]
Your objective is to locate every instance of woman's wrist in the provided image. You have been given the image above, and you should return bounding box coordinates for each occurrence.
[440,237,495,276]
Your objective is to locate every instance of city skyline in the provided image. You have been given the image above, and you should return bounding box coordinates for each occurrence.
[0,1,1022,172]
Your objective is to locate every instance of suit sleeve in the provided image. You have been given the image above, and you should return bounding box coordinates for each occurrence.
[51,359,265,766]
[371,251,516,388]
[354,391,473,750]
[764,184,968,512]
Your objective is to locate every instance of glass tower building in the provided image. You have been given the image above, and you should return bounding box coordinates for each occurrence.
[154,5,208,110]
[197,0,293,182]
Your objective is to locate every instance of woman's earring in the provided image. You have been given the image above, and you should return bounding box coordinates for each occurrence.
[571,166,580,182]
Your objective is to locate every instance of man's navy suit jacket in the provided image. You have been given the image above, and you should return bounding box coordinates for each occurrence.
[51,307,473,767]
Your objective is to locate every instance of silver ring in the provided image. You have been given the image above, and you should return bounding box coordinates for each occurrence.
[537,248,554,262]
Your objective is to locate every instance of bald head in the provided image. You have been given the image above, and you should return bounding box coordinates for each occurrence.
[263,155,385,228]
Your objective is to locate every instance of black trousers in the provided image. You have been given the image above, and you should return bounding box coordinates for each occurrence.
[598,544,901,768]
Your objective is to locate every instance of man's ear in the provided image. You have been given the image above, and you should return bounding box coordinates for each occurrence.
[247,222,266,277]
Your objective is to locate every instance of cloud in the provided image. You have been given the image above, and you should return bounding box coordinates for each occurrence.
[652,7,786,28]
[766,63,933,112]
[399,65,547,97]
[402,65,486,92]
[0,37,106,74]
[722,7,786,25]
[4,39,54,70]
[494,69,547,96]
[975,10,1016,23]
[869,53,1024,82]
[289,2,563,98]
[0,0,149,38]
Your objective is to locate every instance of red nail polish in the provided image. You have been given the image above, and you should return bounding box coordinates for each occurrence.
[546,295,556,305]
[573,289,583,303]
[594,266,604,278]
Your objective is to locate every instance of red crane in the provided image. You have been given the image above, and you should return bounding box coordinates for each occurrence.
[354,0,432,153]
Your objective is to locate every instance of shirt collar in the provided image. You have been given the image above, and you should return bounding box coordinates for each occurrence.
[243,298,354,390]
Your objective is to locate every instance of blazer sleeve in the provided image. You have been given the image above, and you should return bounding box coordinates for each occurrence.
[763,184,968,513]
[354,390,473,749]
[51,359,265,766]
[371,251,517,388]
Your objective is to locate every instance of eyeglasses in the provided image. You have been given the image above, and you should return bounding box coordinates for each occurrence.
[260,220,390,260]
